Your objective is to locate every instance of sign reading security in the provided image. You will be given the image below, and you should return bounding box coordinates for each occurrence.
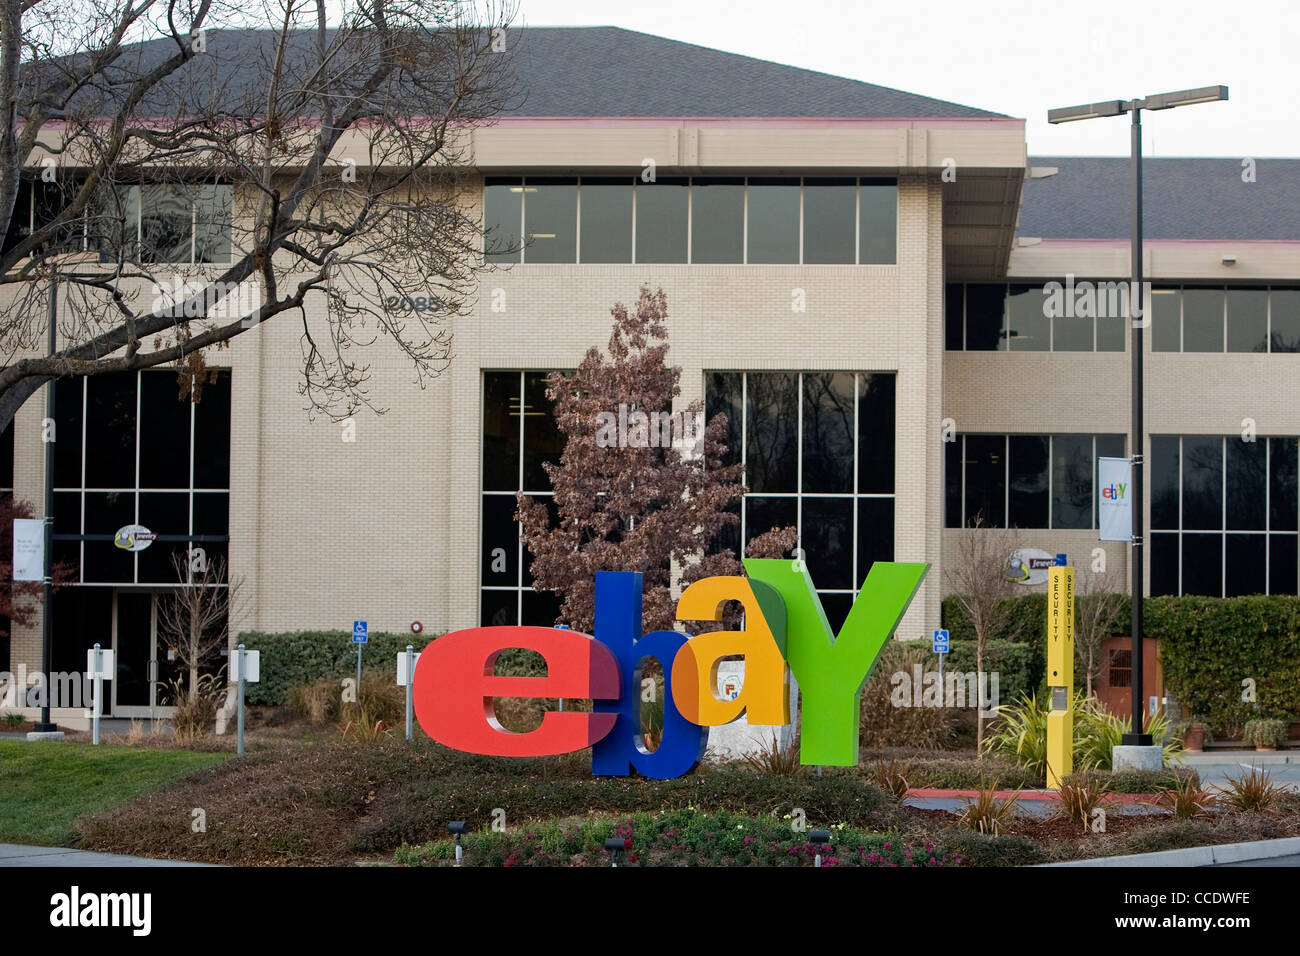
[412,560,927,779]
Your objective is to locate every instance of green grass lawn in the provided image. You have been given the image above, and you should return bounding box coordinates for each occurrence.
[0,740,230,847]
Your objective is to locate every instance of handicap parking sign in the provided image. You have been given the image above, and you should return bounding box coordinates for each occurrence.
[932,628,949,654]
[352,620,368,644]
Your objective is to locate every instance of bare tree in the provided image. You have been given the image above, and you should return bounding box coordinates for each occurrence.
[156,549,242,704]
[1074,563,1126,698]
[518,287,796,635]
[0,0,519,427]
[944,514,1032,750]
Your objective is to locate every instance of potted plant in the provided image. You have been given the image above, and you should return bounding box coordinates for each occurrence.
[1244,718,1288,752]
[1178,719,1210,753]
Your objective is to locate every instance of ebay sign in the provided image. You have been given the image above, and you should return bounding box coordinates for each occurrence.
[412,559,927,779]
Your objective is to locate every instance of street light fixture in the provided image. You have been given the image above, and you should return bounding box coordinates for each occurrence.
[1047,85,1228,748]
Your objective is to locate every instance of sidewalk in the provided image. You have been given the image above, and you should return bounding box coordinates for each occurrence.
[0,845,217,867]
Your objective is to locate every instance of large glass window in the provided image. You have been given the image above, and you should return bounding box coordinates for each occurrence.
[945,434,1125,530]
[52,369,231,586]
[1151,286,1299,353]
[480,371,564,627]
[482,176,898,266]
[1149,435,1298,596]
[947,281,1129,352]
[707,371,896,632]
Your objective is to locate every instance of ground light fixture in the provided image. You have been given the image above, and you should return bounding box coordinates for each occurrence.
[1047,84,1228,749]
[808,829,831,867]
[603,837,626,866]
[448,821,469,866]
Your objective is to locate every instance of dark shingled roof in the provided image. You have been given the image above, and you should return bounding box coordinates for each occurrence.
[504,27,1004,118]
[40,25,1005,120]
[1020,157,1300,241]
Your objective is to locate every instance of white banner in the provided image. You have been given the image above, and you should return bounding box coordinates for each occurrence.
[12,518,44,581]
[1098,457,1133,542]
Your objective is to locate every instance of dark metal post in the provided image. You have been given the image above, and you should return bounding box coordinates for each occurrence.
[1125,105,1152,746]
[34,273,57,733]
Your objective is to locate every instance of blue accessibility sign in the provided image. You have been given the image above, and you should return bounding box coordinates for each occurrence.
[352,621,369,644]
[932,628,949,654]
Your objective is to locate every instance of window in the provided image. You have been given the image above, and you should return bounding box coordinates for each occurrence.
[706,371,895,633]
[690,178,744,264]
[521,178,577,263]
[1149,435,1298,596]
[858,180,898,265]
[1151,286,1300,353]
[803,178,857,265]
[579,177,633,264]
[52,369,231,585]
[946,282,1128,352]
[945,434,1125,530]
[481,176,898,266]
[481,371,565,627]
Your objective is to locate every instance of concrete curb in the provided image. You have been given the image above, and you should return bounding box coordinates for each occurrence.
[1036,836,1300,867]
[1180,751,1300,766]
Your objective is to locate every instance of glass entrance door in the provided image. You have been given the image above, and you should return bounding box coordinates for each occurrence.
[112,590,178,717]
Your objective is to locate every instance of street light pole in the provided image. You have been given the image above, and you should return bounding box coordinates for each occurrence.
[1048,85,1227,747]
[1128,106,1148,746]
[34,270,58,733]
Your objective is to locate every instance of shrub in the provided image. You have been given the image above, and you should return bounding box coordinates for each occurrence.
[288,678,340,724]
[1156,775,1217,821]
[859,640,964,750]
[929,828,1048,867]
[1219,767,1284,813]
[957,777,1020,836]
[1055,776,1114,832]
[393,809,962,867]
[983,693,1184,778]
[893,756,1039,791]
[1074,701,1185,770]
[740,732,801,776]
[1068,767,1199,794]
[1243,718,1289,750]
[1151,594,1300,733]
[867,758,912,803]
[166,673,225,742]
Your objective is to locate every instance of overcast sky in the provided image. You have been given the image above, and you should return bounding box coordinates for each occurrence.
[515,0,1298,158]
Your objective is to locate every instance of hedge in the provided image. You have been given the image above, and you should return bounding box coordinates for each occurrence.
[1147,594,1300,731]
[941,638,1043,706]
[232,630,544,706]
[234,630,437,705]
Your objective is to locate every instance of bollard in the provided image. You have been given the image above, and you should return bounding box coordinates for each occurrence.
[236,643,246,756]
[91,643,102,746]
[405,644,414,740]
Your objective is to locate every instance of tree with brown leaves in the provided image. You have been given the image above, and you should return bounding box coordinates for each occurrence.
[518,287,796,635]
[944,514,1033,750]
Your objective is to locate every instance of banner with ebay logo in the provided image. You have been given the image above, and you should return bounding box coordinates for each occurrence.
[412,559,927,780]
